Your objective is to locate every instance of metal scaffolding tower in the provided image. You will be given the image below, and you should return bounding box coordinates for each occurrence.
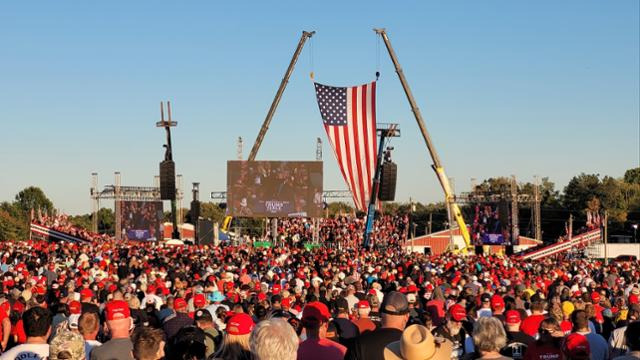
[316,138,322,161]
[237,137,243,160]
[90,172,183,237]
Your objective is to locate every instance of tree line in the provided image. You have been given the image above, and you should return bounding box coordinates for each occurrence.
[1,168,638,242]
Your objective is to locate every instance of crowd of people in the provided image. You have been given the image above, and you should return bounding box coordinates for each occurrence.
[273,215,408,249]
[33,214,110,243]
[0,214,638,360]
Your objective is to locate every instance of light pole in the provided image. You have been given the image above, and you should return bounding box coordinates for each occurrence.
[632,223,639,259]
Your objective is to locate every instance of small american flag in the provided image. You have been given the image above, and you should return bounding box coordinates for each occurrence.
[314,82,377,211]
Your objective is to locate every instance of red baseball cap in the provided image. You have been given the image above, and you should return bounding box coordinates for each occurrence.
[591,292,601,304]
[174,297,187,310]
[302,301,331,325]
[193,294,206,308]
[272,283,281,295]
[563,333,590,359]
[449,304,466,322]
[491,295,505,311]
[105,300,130,321]
[357,300,371,309]
[226,313,255,335]
[505,310,521,325]
[79,288,93,299]
[69,301,82,315]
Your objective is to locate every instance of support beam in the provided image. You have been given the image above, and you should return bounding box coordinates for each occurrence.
[248,31,315,161]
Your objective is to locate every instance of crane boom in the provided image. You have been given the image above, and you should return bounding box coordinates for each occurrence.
[248,31,315,161]
[374,28,471,251]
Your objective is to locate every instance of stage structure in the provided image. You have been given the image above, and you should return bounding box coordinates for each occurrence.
[90,172,184,240]
[453,175,542,245]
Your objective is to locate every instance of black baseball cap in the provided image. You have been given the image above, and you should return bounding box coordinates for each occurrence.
[381,291,409,316]
[194,309,213,323]
[335,298,349,312]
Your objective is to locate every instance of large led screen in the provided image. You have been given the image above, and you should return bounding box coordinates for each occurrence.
[227,161,323,218]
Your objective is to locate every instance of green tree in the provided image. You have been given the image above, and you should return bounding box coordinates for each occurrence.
[562,173,602,213]
[326,202,354,217]
[0,209,27,241]
[624,167,640,185]
[69,214,92,230]
[96,208,115,235]
[14,186,54,216]
[199,202,226,224]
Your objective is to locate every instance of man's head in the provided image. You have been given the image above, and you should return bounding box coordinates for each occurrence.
[504,310,521,331]
[132,326,165,360]
[380,291,409,330]
[250,318,299,360]
[174,298,188,313]
[571,310,589,332]
[447,304,466,335]
[530,301,545,314]
[480,293,491,308]
[78,312,100,340]
[625,321,640,351]
[335,297,349,316]
[302,301,331,332]
[357,300,371,318]
[194,309,214,330]
[23,306,52,339]
[563,333,590,360]
[105,300,132,338]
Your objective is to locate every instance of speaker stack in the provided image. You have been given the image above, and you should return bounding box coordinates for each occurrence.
[159,160,176,200]
[378,162,397,202]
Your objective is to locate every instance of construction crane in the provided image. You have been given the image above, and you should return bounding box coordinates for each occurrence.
[374,28,472,252]
[248,31,315,161]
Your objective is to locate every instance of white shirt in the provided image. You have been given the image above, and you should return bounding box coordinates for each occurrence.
[141,294,163,310]
[0,343,49,360]
[85,339,102,360]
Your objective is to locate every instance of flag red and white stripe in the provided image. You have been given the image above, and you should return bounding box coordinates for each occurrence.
[314,81,377,211]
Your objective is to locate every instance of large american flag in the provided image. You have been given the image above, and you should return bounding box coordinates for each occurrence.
[314,81,377,211]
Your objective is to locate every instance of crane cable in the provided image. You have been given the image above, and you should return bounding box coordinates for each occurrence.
[375,32,381,81]
[309,35,315,80]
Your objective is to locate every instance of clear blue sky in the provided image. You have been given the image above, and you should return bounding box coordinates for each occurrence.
[1,1,638,215]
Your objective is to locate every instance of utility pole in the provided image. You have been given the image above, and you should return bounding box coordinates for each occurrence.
[157,101,180,239]
[603,210,608,264]
[115,172,122,240]
[248,31,315,161]
[373,28,471,251]
[533,175,542,241]
[428,213,433,234]
[511,175,519,244]
[91,173,99,233]
[568,214,573,241]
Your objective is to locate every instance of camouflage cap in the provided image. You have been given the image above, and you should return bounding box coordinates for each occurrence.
[49,330,86,360]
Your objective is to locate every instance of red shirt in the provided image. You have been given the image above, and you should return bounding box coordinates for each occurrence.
[11,319,26,344]
[297,338,346,360]
[520,314,546,337]
[560,320,572,334]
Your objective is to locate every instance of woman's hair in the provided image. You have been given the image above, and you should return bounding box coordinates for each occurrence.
[250,318,299,360]
[214,333,251,360]
[549,303,563,323]
[472,317,507,353]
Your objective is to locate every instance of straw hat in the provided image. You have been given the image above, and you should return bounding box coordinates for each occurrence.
[384,325,452,360]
